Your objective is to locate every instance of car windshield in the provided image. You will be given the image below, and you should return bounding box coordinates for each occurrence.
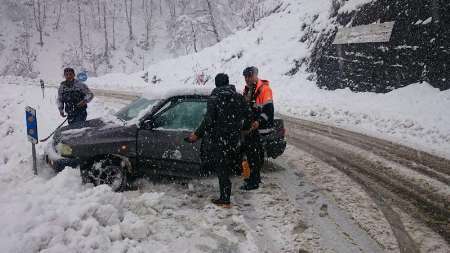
[114,97,159,121]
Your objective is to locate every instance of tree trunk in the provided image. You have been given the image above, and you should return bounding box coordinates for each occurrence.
[97,0,101,28]
[32,0,46,46]
[205,0,220,43]
[191,22,197,53]
[54,0,62,30]
[77,0,84,53]
[144,0,153,49]
[124,0,134,40]
[112,0,116,49]
[103,3,109,60]
[168,0,176,18]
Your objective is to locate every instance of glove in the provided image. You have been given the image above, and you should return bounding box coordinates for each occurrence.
[184,133,199,143]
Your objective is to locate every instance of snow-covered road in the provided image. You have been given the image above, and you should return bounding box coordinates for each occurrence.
[282,118,450,253]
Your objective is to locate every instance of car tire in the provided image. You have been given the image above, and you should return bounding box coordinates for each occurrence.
[88,156,128,192]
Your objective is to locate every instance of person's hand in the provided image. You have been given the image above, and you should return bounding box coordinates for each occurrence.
[60,111,66,117]
[185,133,199,143]
[250,121,260,131]
[77,100,87,107]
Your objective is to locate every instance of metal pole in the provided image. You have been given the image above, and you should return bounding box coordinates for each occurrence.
[32,143,37,175]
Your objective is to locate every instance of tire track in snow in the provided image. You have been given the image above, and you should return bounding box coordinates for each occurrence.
[265,160,386,253]
[285,132,450,253]
[283,116,450,243]
[282,115,450,183]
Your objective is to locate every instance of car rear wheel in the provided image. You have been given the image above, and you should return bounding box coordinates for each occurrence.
[88,156,127,192]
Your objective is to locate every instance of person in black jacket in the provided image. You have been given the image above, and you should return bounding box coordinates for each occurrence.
[187,73,251,208]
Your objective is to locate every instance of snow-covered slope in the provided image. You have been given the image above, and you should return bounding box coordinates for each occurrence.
[87,0,450,158]
[0,0,283,82]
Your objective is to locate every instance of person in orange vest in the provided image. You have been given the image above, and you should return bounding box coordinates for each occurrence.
[240,66,274,190]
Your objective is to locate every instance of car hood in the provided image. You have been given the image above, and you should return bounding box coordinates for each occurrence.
[54,118,137,146]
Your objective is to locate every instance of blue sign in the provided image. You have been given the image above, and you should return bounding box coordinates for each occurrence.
[25,106,38,144]
[77,71,88,82]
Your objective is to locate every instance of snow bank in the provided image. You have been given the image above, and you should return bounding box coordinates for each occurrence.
[87,72,148,91]
[0,170,132,252]
[338,0,374,14]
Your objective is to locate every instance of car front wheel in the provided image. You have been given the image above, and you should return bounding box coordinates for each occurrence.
[86,156,128,192]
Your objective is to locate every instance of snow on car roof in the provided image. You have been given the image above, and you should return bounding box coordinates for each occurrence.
[141,86,213,100]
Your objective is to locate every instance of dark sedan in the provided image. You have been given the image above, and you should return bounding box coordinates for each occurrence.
[45,89,286,191]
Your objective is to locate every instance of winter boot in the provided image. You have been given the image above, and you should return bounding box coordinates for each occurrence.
[211,198,231,208]
[240,183,259,191]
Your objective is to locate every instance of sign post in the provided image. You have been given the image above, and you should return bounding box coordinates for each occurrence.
[40,79,45,98]
[25,106,38,175]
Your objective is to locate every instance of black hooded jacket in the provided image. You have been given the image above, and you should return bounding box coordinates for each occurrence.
[195,85,251,159]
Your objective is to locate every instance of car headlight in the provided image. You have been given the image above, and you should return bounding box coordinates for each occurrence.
[57,143,73,156]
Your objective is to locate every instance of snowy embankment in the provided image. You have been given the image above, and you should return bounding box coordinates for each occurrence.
[84,0,450,159]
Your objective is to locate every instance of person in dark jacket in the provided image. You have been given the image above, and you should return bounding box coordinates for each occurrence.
[57,68,94,125]
[187,73,251,208]
[241,66,275,190]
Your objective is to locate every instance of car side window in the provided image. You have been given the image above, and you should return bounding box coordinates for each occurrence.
[154,100,207,131]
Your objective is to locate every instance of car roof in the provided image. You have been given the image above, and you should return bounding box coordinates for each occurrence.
[141,87,213,100]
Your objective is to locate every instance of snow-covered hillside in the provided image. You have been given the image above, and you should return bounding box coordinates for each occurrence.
[86,0,450,159]
[0,0,282,82]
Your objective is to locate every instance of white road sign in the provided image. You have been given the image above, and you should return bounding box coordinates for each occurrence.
[333,22,395,45]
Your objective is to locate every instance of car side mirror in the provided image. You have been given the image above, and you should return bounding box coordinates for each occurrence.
[140,119,155,130]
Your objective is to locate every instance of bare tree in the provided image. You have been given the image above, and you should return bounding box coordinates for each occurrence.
[191,22,198,53]
[102,1,109,60]
[84,46,103,76]
[167,0,176,18]
[242,0,264,29]
[32,0,47,46]
[3,21,37,77]
[97,0,102,28]
[204,0,220,42]
[143,0,153,49]
[54,0,63,30]
[124,0,134,40]
[111,0,118,49]
[169,14,210,54]
[76,0,84,53]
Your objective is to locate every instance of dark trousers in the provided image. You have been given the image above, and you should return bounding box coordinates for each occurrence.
[216,162,232,202]
[243,132,264,187]
[211,142,238,202]
[67,109,87,125]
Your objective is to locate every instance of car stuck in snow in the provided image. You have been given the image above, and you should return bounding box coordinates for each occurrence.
[44,88,286,191]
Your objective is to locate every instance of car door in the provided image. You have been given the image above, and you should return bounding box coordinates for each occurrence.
[137,97,207,177]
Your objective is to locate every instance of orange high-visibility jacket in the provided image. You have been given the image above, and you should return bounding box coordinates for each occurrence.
[243,79,274,132]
